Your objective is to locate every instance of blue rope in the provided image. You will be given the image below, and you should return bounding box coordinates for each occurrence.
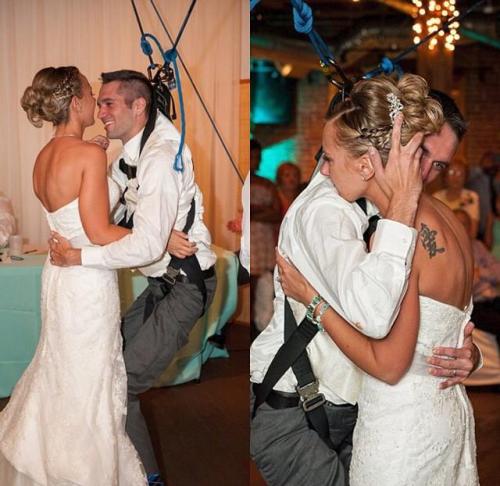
[164,48,186,172]
[290,0,334,66]
[141,33,186,172]
[148,0,244,184]
[250,0,260,11]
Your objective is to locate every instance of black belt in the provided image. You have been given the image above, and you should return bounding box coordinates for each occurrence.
[252,383,354,411]
[151,265,215,285]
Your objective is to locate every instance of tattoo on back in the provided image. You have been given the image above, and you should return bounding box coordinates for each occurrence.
[419,223,445,258]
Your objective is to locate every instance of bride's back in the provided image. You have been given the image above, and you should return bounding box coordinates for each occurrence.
[33,137,90,213]
[414,193,474,310]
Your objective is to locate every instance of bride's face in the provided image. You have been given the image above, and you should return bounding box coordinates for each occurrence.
[320,120,369,202]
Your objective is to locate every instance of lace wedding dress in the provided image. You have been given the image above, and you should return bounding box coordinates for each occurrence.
[0,181,147,486]
[350,296,479,486]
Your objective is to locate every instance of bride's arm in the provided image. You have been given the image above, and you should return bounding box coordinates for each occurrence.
[277,252,420,385]
[79,144,130,245]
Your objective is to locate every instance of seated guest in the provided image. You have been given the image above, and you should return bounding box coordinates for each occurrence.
[454,209,500,346]
[434,160,480,237]
[0,192,16,247]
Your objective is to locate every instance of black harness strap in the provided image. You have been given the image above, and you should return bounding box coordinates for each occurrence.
[142,199,209,322]
[253,298,334,449]
[253,200,380,448]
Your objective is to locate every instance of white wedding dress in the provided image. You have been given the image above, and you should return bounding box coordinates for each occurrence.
[350,296,479,486]
[0,180,147,486]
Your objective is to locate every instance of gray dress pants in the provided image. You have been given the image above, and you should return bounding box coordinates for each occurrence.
[250,388,357,486]
[122,275,217,474]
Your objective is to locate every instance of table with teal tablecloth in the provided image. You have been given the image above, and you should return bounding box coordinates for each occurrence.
[0,246,238,398]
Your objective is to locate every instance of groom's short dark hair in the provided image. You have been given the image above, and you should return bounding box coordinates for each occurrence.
[101,70,153,116]
[429,89,467,141]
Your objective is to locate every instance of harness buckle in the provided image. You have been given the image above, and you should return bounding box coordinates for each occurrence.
[296,380,326,412]
[161,266,180,286]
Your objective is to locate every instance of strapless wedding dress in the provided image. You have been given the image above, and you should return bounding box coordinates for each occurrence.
[350,296,479,486]
[0,181,147,485]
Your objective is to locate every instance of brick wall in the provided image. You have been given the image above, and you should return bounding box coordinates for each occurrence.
[253,72,334,182]
[456,44,500,166]
[253,43,500,184]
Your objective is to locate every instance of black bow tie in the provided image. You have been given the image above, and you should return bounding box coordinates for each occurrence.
[119,158,137,180]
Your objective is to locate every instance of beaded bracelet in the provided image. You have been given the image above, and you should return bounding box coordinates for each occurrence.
[311,301,330,332]
[305,294,322,322]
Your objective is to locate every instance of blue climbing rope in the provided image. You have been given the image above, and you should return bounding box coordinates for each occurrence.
[291,0,334,67]
[140,33,186,172]
[289,0,351,94]
[250,0,260,12]
[148,0,244,184]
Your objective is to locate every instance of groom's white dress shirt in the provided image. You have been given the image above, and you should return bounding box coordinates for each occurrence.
[81,113,216,276]
[250,173,418,405]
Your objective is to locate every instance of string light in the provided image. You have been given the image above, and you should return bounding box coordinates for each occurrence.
[412,0,460,51]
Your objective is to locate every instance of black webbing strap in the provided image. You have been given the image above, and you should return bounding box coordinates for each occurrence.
[168,200,209,310]
[143,199,208,322]
[251,299,317,416]
[252,298,335,449]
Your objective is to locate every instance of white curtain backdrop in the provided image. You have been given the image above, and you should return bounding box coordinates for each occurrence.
[0,0,247,250]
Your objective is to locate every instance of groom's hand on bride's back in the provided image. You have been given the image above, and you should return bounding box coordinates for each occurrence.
[426,321,481,389]
[48,231,82,267]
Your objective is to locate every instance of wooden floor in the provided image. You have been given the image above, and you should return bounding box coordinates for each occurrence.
[1,324,499,485]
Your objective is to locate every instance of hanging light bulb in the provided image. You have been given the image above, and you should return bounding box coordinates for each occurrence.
[413,1,460,52]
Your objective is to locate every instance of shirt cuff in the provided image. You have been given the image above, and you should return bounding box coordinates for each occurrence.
[371,219,417,267]
[81,245,105,268]
[474,343,484,372]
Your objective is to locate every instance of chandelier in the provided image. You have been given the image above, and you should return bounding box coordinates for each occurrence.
[412,0,460,51]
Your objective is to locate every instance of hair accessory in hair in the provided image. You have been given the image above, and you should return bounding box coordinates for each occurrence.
[386,93,404,124]
[53,75,74,101]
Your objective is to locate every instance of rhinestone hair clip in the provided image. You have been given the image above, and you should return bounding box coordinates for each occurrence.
[386,93,404,125]
[53,76,74,101]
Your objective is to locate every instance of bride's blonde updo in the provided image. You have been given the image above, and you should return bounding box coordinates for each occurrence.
[329,74,444,165]
[20,66,83,127]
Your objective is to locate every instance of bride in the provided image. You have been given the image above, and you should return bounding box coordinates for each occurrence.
[0,66,147,485]
[276,75,478,484]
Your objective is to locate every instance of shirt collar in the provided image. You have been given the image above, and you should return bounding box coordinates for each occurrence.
[122,127,145,166]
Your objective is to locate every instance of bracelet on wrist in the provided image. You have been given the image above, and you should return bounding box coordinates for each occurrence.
[305,294,322,322]
[311,301,330,332]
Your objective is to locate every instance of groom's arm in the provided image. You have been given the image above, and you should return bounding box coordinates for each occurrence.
[51,143,181,270]
[290,199,417,339]
[427,321,482,389]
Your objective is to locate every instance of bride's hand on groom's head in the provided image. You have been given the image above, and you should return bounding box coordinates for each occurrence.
[426,321,479,389]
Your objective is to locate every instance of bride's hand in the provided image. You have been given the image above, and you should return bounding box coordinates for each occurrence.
[276,250,318,305]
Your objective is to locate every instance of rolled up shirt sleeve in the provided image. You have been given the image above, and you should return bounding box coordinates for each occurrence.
[82,143,179,270]
[287,202,417,339]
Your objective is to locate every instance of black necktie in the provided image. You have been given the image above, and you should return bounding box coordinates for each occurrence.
[119,158,137,180]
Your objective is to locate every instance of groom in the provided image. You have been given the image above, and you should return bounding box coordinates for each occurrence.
[50,70,216,485]
[250,91,480,485]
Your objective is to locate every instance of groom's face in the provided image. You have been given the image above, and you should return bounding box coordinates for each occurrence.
[420,122,460,184]
[97,81,137,144]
